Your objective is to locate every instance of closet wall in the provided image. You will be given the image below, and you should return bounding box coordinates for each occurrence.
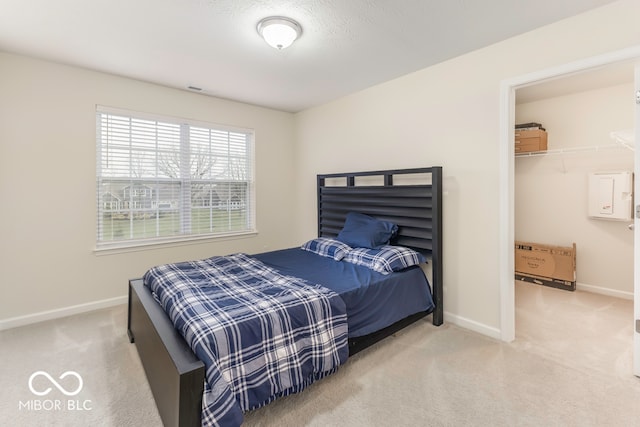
[515,82,635,297]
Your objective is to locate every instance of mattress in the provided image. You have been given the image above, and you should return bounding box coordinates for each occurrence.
[254,247,434,338]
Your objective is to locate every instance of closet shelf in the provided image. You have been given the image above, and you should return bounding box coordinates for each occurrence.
[515,143,629,158]
[609,129,634,151]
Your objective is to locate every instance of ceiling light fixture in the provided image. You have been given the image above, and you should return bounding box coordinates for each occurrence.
[257,16,302,50]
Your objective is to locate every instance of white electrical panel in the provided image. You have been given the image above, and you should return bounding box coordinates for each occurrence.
[588,171,633,221]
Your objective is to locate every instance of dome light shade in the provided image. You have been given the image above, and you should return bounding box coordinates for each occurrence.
[257,17,302,50]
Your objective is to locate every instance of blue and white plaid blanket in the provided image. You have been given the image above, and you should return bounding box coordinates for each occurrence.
[144,253,349,427]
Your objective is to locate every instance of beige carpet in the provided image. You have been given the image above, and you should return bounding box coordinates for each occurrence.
[2,281,639,426]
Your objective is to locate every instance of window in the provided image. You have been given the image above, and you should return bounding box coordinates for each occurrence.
[96,106,254,249]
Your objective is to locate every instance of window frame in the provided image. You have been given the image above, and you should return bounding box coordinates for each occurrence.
[95,106,256,252]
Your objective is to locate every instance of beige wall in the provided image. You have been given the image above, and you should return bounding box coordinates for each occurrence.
[0,52,297,323]
[516,83,635,297]
[293,0,640,333]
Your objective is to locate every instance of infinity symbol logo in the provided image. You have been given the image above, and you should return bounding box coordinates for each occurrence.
[28,371,84,396]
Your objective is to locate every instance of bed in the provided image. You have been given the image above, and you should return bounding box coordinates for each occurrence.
[127,166,443,427]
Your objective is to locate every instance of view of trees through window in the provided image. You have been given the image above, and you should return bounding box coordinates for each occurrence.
[96,110,253,246]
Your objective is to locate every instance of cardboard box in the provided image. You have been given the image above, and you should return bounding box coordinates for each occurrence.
[514,129,548,153]
[515,241,576,291]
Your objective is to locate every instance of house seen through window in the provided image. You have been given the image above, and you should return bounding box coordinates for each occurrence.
[96,107,255,248]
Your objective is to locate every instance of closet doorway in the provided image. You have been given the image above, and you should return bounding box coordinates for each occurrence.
[498,46,640,377]
[513,64,635,376]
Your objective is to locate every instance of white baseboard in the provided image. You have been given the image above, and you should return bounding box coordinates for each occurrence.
[0,295,128,331]
[576,282,634,300]
[444,311,502,341]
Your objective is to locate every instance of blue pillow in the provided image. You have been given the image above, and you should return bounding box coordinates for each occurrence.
[301,237,352,261]
[343,245,426,274]
[336,212,398,249]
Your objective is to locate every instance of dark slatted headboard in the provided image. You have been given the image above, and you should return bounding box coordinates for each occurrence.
[317,167,443,326]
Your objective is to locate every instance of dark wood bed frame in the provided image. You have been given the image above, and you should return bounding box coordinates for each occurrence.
[127,167,443,427]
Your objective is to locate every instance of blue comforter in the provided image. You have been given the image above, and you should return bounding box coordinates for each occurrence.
[144,253,349,427]
[255,248,434,338]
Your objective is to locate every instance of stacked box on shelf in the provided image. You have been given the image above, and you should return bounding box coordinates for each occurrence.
[515,122,547,154]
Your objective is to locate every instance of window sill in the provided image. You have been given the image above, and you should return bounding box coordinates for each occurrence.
[93,230,258,256]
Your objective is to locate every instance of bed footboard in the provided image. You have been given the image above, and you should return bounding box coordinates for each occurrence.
[128,279,205,427]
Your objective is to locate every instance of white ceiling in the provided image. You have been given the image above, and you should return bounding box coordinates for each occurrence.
[0,0,620,112]
[516,60,636,104]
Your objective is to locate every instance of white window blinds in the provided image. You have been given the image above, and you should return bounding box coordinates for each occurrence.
[96,107,254,249]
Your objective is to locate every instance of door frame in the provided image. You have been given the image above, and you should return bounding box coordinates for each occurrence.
[634,61,640,377]
[498,45,640,343]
